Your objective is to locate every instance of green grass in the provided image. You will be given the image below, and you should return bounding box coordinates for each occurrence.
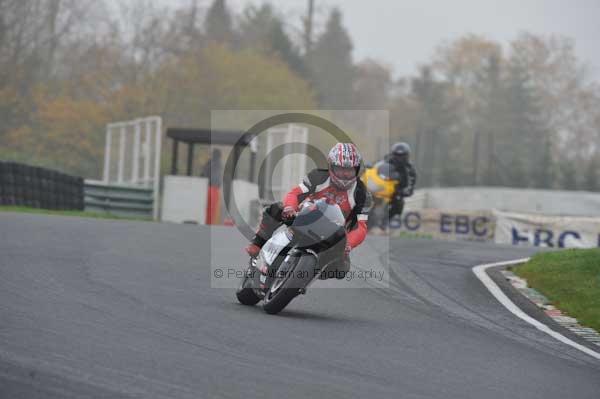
[513,249,600,332]
[0,206,151,221]
[393,231,434,240]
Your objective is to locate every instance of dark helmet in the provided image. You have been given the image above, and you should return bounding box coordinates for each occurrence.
[391,142,411,156]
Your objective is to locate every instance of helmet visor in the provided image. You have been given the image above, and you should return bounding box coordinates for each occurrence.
[331,165,357,180]
[393,153,409,164]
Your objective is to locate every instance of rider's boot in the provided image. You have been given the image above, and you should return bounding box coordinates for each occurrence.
[245,243,261,258]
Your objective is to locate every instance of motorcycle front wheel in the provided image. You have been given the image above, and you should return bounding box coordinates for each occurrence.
[262,253,317,315]
[368,199,390,230]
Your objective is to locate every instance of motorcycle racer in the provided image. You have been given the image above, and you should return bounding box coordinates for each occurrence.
[384,142,417,220]
[244,143,372,279]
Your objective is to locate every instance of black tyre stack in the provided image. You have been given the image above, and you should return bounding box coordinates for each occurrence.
[0,161,84,211]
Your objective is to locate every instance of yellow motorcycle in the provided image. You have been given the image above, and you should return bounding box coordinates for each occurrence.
[361,161,401,230]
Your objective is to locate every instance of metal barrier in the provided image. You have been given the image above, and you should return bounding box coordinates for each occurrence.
[84,180,154,219]
[103,116,162,220]
[404,191,427,210]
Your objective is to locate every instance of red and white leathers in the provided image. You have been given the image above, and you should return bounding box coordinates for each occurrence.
[282,168,372,250]
[246,143,371,258]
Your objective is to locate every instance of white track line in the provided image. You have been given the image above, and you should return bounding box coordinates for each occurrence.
[473,258,600,361]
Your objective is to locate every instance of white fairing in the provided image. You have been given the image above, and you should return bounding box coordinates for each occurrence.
[260,229,291,266]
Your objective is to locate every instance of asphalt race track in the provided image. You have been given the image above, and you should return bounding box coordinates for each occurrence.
[1,212,599,398]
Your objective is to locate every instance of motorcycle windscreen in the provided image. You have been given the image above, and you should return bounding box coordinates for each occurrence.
[292,200,346,249]
[376,161,402,181]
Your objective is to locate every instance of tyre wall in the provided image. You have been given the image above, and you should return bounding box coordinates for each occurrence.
[0,162,84,210]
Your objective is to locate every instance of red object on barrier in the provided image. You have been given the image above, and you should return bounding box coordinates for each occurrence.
[205,186,221,224]
[223,218,234,226]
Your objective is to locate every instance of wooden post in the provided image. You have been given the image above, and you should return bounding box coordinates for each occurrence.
[187,143,194,176]
[171,139,179,175]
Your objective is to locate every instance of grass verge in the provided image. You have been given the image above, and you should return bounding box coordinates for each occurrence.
[0,206,151,221]
[514,249,600,332]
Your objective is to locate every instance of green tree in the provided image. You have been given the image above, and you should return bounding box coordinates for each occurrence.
[238,3,278,49]
[411,66,455,187]
[536,139,555,189]
[268,19,307,78]
[353,59,391,108]
[150,44,315,128]
[560,161,578,191]
[431,35,504,186]
[205,0,234,43]
[509,157,529,188]
[584,158,598,191]
[308,8,354,106]
[504,59,547,188]
[480,53,506,186]
[509,33,597,176]
[239,4,306,78]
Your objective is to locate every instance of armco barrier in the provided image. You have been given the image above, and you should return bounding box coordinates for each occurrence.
[418,187,600,217]
[0,161,83,210]
[84,180,153,219]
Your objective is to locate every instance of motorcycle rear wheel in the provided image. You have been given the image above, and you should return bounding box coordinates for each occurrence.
[236,264,261,306]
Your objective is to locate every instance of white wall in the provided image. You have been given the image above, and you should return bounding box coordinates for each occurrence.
[229,180,260,226]
[415,187,600,217]
[161,175,208,224]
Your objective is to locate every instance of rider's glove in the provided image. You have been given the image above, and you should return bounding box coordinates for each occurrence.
[281,206,297,220]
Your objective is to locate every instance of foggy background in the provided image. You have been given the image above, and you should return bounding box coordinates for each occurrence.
[1,0,599,191]
[157,0,600,79]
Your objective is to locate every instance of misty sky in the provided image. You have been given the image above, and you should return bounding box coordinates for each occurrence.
[154,0,600,80]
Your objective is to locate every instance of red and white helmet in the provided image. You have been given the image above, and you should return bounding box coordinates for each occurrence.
[327,143,362,189]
